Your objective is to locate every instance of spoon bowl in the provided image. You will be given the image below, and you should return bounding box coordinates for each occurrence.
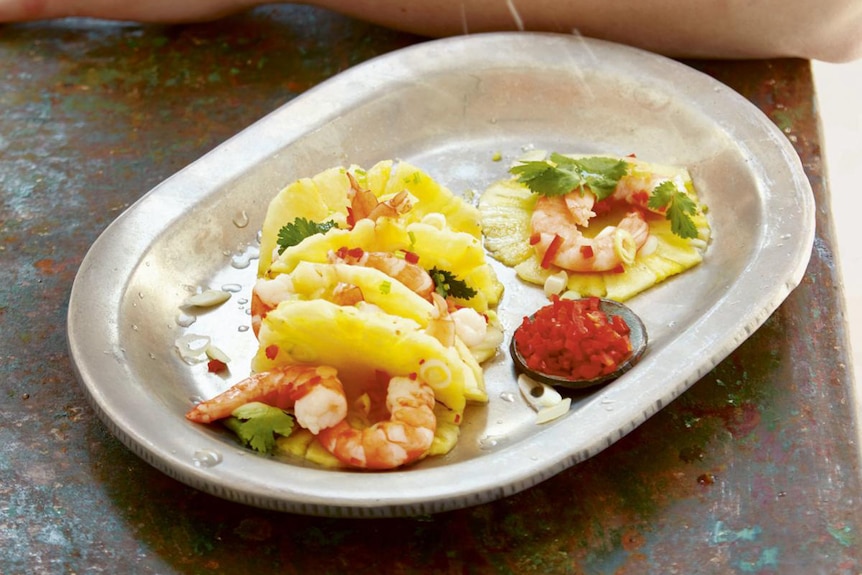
[510,298,648,390]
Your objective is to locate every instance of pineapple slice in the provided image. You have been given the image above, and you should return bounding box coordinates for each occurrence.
[253,299,485,411]
[268,217,503,313]
[254,299,481,459]
[258,167,351,276]
[478,155,710,302]
[258,160,483,276]
[276,429,344,468]
[374,160,483,239]
[478,179,537,266]
[429,403,463,456]
[286,261,435,324]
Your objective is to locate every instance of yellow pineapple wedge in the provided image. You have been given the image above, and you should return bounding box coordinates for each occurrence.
[254,298,485,459]
[267,216,502,313]
[253,299,486,409]
[477,179,537,266]
[479,154,710,301]
[258,160,483,276]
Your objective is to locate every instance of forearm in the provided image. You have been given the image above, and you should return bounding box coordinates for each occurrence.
[2,0,861,62]
[308,0,862,62]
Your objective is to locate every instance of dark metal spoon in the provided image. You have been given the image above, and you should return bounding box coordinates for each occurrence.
[509,298,648,390]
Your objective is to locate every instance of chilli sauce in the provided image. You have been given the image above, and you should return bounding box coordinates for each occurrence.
[514,296,633,380]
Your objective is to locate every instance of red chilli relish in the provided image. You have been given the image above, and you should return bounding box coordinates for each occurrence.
[514,296,633,380]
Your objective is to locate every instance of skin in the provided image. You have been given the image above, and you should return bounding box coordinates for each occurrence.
[0,0,861,62]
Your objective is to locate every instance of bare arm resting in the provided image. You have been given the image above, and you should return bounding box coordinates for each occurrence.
[2,0,861,62]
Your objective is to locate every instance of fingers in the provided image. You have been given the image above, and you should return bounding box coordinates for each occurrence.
[0,0,264,23]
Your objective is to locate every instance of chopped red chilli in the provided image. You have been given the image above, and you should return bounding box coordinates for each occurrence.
[206,359,228,373]
[540,234,564,269]
[514,296,632,380]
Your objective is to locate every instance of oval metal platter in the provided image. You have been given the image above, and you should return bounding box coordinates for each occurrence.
[67,32,814,517]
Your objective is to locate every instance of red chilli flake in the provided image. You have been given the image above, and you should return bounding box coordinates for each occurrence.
[579,245,594,259]
[265,344,279,360]
[403,250,420,264]
[207,359,228,373]
[540,234,564,269]
[514,296,633,380]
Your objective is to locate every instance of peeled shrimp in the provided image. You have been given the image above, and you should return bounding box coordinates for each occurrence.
[347,172,412,224]
[564,189,597,227]
[317,375,437,470]
[186,365,348,435]
[426,291,456,347]
[251,273,295,337]
[531,194,649,272]
[612,172,682,214]
[331,247,435,300]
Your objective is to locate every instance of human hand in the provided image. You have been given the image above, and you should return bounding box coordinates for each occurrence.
[0,0,264,22]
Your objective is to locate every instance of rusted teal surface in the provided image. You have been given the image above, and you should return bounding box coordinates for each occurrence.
[1,7,860,574]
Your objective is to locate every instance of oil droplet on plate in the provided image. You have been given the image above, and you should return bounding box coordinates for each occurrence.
[176,312,197,328]
[478,435,500,450]
[233,210,249,228]
[499,391,516,402]
[221,283,243,293]
[193,449,223,468]
[231,245,260,269]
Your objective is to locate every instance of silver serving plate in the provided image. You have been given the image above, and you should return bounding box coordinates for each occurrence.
[67,32,814,517]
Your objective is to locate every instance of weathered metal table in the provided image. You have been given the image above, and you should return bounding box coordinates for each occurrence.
[2,7,860,574]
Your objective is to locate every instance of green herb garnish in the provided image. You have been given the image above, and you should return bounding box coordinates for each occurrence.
[430,267,477,300]
[276,217,337,254]
[648,180,699,239]
[223,402,295,454]
[509,153,629,200]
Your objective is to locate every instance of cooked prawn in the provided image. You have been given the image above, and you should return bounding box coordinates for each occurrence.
[612,172,675,214]
[317,375,437,469]
[186,364,348,435]
[426,291,456,347]
[347,172,412,225]
[564,189,597,227]
[531,194,649,272]
[331,246,435,300]
[251,274,295,337]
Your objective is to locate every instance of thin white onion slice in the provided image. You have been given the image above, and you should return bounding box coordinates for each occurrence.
[536,397,571,424]
[183,289,231,308]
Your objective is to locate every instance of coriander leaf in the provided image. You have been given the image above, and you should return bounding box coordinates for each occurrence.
[429,267,477,300]
[509,160,582,197]
[223,401,295,454]
[565,155,629,199]
[510,154,629,200]
[276,218,337,254]
[649,180,699,239]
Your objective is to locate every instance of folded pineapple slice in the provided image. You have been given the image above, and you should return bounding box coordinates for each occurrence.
[254,299,482,459]
[258,160,484,276]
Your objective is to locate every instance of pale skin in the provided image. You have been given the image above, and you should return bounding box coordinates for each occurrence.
[1,0,861,62]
